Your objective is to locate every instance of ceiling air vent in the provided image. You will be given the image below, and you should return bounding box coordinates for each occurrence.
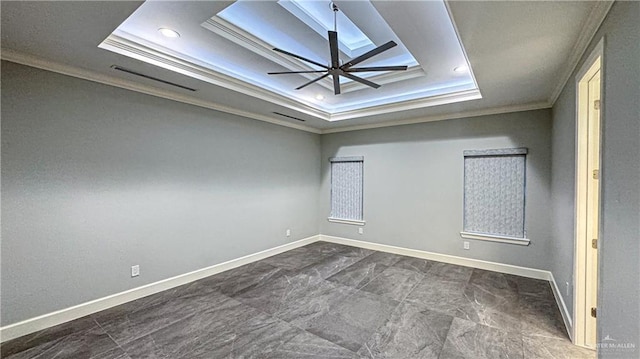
[110,65,196,92]
[272,112,306,122]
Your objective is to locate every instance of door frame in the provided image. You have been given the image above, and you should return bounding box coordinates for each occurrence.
[573,37,604,348]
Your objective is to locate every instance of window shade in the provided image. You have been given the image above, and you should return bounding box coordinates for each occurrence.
[330,157,363,221]
[463,148,527,238]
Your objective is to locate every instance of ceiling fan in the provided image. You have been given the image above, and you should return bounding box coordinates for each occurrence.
[267,3,408,95]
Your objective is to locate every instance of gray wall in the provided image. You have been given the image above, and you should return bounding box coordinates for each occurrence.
[550,2,639,357]
[549,72,578,318]
[320,110,553,270]
[0,62,321,326]
[3,3,638,348]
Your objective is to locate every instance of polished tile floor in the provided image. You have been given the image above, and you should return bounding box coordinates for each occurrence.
[2,241,597,358]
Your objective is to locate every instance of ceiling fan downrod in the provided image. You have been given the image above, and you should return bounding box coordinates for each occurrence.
[332,2,338,32]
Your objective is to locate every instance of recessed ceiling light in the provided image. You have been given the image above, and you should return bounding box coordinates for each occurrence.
[453,65,468,73]
[315,94,325,101]
[158,28,180,38]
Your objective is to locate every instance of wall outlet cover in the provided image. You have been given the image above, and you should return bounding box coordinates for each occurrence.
[131,265,140,277]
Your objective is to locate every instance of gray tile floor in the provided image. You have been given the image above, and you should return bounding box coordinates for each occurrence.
[2,241,597,358]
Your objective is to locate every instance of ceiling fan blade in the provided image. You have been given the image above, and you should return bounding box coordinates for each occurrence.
[341,41,398,69]
[268,70,328,75]
[341,72,381,89]
[273,48,329,69]
[329,31,340,68]
[346,66,408,72]
[296,73,330,90]
[333,74,341,95]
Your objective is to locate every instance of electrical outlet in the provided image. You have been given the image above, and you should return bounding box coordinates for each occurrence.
[131,265,140,277]
[358,227,364,235]
[463,241,470,250]
[286,229,291,237]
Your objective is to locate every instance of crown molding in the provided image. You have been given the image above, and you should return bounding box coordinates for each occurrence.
[320,100,551,134]
[548,0,614,105]
[329,88,481,121]
[104,30,479,119]
[0,49,322,134]
[444,0,480,92]
[335,65,425,95]
[202,17,325,89]
[2,49,551,136]
[100,34,330,121]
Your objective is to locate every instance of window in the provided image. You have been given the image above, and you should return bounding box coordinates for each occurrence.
[461,148,529,245]
[329,156,364,224]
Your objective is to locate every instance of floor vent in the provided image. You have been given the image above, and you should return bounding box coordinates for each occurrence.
[110,65,196,92]
[273,112,306,122]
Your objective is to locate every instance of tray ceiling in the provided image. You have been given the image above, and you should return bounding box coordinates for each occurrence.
[99,0,479,121]
[1,1,610,132]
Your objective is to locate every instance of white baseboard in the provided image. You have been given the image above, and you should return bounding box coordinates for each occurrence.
[321,235,574,340]
[549,272,574,341]
[1,234,573,344]
[320,235,551,280]
[0,235,320,343]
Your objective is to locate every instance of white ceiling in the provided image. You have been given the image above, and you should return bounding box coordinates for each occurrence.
[0,1,611,133]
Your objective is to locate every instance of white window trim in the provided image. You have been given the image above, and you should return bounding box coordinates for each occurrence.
[460,231,530,246]
[327,218,366,226]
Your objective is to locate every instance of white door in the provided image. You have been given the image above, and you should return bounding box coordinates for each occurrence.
[584,68,600,347]
[574,47,602,349]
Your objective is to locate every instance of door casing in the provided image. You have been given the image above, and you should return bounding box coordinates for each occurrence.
[573,37,604,349]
